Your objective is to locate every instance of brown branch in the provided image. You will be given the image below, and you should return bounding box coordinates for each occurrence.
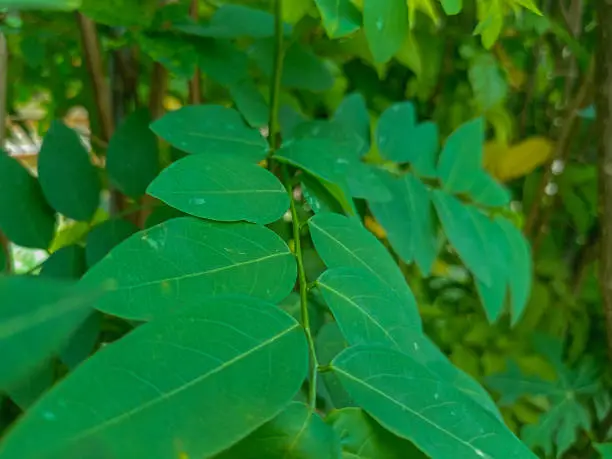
[188,0,202,105]
[148,63,167,120]
[76,13,114,141]
[596,0,612,361]
[523,59,594,239]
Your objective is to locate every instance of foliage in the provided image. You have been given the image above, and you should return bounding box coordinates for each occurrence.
[0,0,608,458]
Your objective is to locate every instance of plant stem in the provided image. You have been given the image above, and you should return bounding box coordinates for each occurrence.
[268,0,318,409]
[267,0,284,152]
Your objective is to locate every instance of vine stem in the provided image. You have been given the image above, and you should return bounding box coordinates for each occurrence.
[268,0,318,409]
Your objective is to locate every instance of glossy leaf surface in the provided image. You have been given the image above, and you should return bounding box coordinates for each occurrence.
[83,217,297,320]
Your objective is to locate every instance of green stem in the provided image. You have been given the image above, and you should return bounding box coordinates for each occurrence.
[267,0,284,153]
[268,0,317,409]
[286,168,319,409]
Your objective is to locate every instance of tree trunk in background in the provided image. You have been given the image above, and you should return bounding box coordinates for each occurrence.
[596,0,612,359]
[0,33,12,272]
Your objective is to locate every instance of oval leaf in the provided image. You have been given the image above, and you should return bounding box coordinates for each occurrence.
[0,151,55,249]
[314,0,362,38]
[318,267,500,417]
[217,402,340,458]
[40,245,87,280]
[82,217,297,320]
[107,108,160,198]
[85,219,139,268]
[309,213,418,320]
[0,276,104,389]
[0,297,308,459]
[38,121,101,221]
[363,0,408,63]
[150,105,268,161]
[331,345,537,459]
[147,155,289,224]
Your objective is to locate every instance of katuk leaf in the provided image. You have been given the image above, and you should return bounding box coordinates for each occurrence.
[363,0,408,63]
[147,155,289,225]
[0,151,55,249]
[150,105,268,162]
[82,217,297,320]
[483,137,554,183]
[38,121,100,222]
[332,345,537,459]
[0,296,308,459]
[314,0,362,38]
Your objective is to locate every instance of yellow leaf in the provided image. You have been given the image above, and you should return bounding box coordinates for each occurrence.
[407,0,440,27]
[282,0,313,23]
[431,259,450,276]
[483,136,554,182]
[364,215,386,239]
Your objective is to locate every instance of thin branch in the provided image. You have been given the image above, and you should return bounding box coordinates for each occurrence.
[188,0,202,105]
[148,63,167,120]
[0,33,12,273]
[524,59,594,240]
[76,13,114,142]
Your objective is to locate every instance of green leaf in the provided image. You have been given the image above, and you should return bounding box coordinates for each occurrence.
[59,312,101,370]
[437,118,484,194]
[0,296,308,459]
[38,121,101,221]
[318,266,500,418]
[107,108,160,198]
[595,444,612,458]
[369,173,438,274]
[82,217,297,320]
[147,155,289,225]
[0,276,105,389]
[317,267,420,335]
[334,93,371,156]
[144,205,186,229]
[150,105,268,162]
[175,4,292,39]
[79,0,157,27]
[301,174,345,215]
[314,0,362,38]
[0,0,79,9]
[216,402,340,458]
[0,151,55,249]
[137,32,197,79]
[432,191,493,285]
[363,0,408,63]
[327,407,427,458]
[250,40,335,92]
[229,79,269,128]
[85,219,139,268]
[468,173,511,207]
[197,39,250,86]
[40,246,87,280]
[376,103,438,176]
[331,345,537,459]
[440,0,462,14]
[498,218,532,323]
[467,53,508,111]
[309,212,417,312]
[5,364,54,410]
[315,322,353,409]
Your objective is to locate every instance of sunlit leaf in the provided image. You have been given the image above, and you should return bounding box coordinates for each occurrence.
[82,217,297,320]
[148,155,288,225]
[0,297,308,459]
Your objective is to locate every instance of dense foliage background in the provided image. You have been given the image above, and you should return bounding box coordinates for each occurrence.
[0,0,611,458]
